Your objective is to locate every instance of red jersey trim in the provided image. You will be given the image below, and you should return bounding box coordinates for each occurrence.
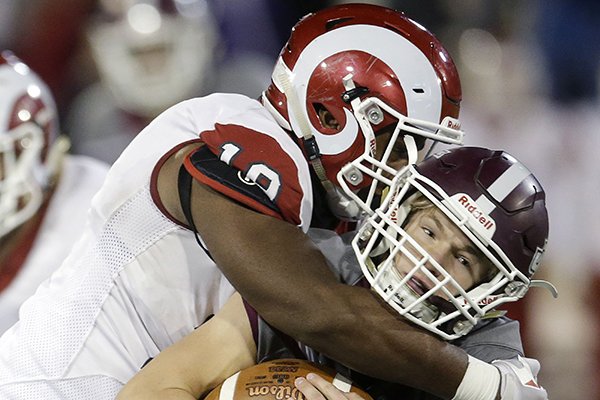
[150,138,204,228]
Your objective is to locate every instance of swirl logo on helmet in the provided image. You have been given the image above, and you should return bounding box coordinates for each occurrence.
[287,24,443,155]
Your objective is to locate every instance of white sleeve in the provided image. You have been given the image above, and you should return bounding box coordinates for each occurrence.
[492,356,548,400]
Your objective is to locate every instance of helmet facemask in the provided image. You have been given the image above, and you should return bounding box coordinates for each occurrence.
[334,73,463,221]
[353,163,550,340]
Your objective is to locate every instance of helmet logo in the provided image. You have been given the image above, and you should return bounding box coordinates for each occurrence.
[287,24,442,155]
[441,116,461,130]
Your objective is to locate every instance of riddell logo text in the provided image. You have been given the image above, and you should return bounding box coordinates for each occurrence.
[457,195,494,230]
[446,119,460,130]
[369,138,376,155]
[461,296,499,306]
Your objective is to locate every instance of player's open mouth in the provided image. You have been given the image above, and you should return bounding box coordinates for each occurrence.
[406,276,429,296]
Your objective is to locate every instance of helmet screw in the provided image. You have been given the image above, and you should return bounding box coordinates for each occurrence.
[453,320,474,336]
[343,168,363,185]
[358,227,373,242]
[366,106,384,125]
[505,282,528,298]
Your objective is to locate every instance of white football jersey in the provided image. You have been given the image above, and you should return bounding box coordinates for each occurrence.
[0,93,313,399]
[0,155,109,334]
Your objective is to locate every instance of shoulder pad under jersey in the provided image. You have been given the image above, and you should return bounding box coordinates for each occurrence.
[185,146,281,219]
[184,123,313,231]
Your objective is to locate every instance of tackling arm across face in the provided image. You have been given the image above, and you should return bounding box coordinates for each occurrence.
[176,177,468,399]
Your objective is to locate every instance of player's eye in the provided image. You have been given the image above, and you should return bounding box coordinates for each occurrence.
[457,255,471,268]
[422,226,434,238]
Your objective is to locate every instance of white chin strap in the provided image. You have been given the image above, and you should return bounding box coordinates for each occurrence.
[325,186,366,221]
[273,57,336,193]
[380,266,439,323]
[403,134,419,165]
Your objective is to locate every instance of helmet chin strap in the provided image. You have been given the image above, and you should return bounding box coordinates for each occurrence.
[379,266,439,323]
[273,58,335,193]
[403,134,419,165]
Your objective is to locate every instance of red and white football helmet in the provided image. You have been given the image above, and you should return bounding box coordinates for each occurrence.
[353,147,557,340]
[262,4,464,220]
[0,51,66,238]
[87,0,218,118]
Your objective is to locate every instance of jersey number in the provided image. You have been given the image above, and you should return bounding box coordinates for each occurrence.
[219,143,282,202]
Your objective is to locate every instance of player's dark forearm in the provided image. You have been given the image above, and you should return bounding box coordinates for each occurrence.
[190,183,467,399]
[302,283,468,398]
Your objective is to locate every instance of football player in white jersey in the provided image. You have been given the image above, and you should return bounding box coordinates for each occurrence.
[0,51,109,334]
[117,147,555,400]
[0,4,494,400]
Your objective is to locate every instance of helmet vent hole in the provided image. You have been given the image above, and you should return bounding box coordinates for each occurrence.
[325,17,354,31]
[413,88,425,94]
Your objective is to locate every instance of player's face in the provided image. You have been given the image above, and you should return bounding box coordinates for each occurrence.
[392,206,492,299]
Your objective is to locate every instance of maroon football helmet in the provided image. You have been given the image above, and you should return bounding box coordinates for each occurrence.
[354,146,556,339]
[261,3,464,220]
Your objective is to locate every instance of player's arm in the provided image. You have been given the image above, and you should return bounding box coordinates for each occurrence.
[156,145,469,399]
[154,148,535,400]
[295,373,368,400]
[116,293,256,400]
[295,356,548,400]
[180,187,466,398]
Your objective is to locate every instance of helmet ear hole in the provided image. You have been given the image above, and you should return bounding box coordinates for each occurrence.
[313,103,340,130]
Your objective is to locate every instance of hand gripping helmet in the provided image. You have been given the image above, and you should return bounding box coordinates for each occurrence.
[0,51,67,238]
[353,146,557,340]
[87,0,218,118]
[262,3,464,221]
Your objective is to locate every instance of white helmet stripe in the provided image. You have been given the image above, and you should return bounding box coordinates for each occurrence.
[476,162,532,215]
[287,24,442,155]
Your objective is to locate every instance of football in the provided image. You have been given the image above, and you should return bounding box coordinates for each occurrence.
[203,358,372,400]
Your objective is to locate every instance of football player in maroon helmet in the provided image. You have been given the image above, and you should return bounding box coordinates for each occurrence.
[118,147,554,400]
[355,146,556,341]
